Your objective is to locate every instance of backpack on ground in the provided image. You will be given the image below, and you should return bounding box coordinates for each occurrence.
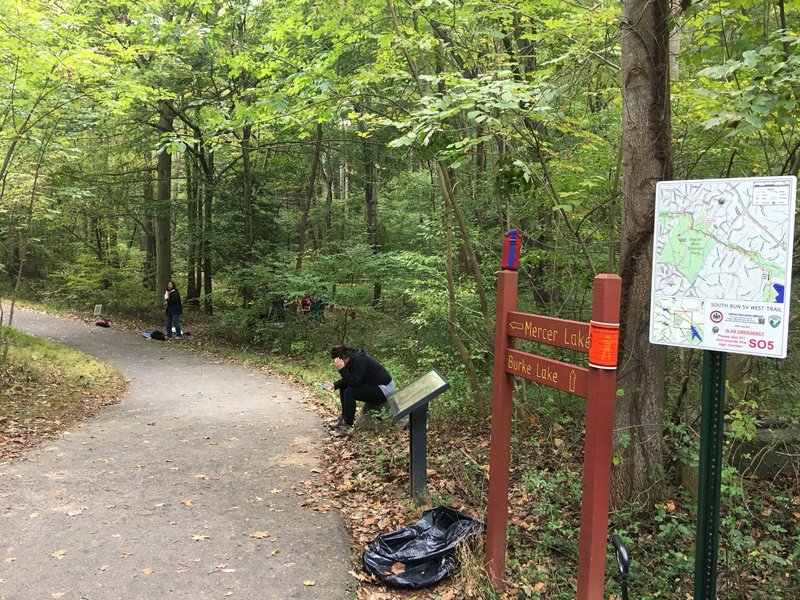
[150,330,166,341]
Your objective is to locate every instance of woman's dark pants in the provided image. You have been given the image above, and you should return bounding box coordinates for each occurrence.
[338,385,386,425]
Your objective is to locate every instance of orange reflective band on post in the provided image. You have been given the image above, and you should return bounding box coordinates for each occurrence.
[588,320,619,369]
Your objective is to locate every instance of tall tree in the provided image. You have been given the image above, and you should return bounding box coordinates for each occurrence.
[614,0,673,503]
[296,123,323,270]
[155,102,174,306]
[362,132,381,303]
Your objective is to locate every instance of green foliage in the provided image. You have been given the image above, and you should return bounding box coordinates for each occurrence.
[4,0,800,595]
[1,325,121,396]
[606,458,798,598]
[726,383,759,442]
[665,421,699,469]
[504,465,584,599]
[48,252,151,315]
[696,31,800,136]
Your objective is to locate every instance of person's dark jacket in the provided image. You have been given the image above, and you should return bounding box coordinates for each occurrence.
[332,348,390,389]
[165,288,183,316]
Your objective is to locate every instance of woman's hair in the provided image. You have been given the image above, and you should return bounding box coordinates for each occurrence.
[330,345,352,359]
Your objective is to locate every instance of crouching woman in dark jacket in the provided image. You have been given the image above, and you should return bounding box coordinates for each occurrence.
[323,345,396,433]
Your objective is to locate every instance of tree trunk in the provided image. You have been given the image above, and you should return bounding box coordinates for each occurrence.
[364,139,378,249]
[614,0,673,504]
[295,123,323,271]
[186,152,199,305]
[202,152,214,314]
[155,102,174,307]
[142,152,156,291]
[443,185,481,401]
[436,162,493,341]
[193,153,202,304]
[108,214,119,268]
[92,215,104,262]
[363,135,382,304]
[1,124,52,367]
[323,151,333,238]
[387,0,492,340]
[241,123,254,306]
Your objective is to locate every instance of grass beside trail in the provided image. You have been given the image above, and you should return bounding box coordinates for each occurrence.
[0,326,127,462]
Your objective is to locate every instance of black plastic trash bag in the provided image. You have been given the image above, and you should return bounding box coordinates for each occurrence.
[362,506,482,588]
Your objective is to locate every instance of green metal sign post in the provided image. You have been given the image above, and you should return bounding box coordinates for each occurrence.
[693,350,727,599]
[649,177,796,597]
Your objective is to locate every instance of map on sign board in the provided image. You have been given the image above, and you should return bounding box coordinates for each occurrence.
[650,176,796,358]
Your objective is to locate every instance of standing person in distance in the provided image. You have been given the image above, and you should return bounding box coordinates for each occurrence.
[323,345,396,436]
[164,280,183,339]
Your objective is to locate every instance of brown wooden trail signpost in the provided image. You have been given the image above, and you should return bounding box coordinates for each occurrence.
[486,230,621,598]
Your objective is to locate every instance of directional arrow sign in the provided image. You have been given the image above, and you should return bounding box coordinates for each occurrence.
[505,349,589,397]
[506,311,590,353]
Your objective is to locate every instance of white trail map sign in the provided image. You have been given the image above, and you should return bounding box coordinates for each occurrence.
[650,176,796,358]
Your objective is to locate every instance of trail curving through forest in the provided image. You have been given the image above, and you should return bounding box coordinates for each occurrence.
[0,308,352,599]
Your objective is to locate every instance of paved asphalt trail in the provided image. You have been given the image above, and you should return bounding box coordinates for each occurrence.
[0,309,353,599]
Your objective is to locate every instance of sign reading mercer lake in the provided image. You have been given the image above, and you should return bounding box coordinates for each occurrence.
[650,176,796,358]
[506,312,589,353]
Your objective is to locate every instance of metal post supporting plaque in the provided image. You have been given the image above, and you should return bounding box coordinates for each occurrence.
[694,350,727,599]
[409,404,428,505]
[387,370,450,506]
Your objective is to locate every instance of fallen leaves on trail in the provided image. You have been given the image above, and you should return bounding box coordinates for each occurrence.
[192,534,210,541]
[248,531,269,539]
[181,499,194,506]
[356,588,393,600]
[50,549,66,560]
[348,570,372,583]
[302,580,316,586]
[0,348,127,463]
[142,567,154,575]
[120,552,133,559]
